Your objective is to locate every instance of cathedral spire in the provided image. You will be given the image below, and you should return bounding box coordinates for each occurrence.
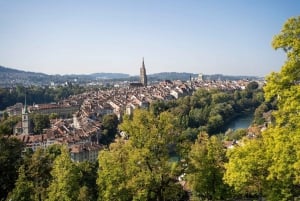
[142,57,145,68]
[140,58,147,87]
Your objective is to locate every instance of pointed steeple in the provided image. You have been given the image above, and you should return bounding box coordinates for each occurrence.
[23,94,28,113]
[140,57,147,87]
[22,93,30,135]
[142,57,145,68]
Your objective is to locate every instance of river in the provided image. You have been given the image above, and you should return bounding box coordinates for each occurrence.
[226,113,254,130]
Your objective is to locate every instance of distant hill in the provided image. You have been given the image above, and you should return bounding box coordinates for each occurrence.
[149,72,197,81]
[0,66,51,87]
[0,65,261,87]
[90,73,130,79]
[148,72,260,81]
[0,65,47,75]
[0,66,131,87]
[202,74,260,81]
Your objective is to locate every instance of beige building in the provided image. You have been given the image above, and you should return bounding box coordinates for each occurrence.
[70,142,102,162]
[29,103,80,118]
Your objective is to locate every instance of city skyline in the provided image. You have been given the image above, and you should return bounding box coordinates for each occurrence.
[0,1,299,76]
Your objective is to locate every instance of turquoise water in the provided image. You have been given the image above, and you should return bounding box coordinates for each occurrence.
[226,114,253,130]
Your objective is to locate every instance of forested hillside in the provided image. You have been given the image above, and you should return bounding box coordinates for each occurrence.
[0,16,299,201]
[0,85,86,110]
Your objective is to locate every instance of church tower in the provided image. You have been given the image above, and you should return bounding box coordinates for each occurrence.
[140,58,147,86]
[22,97,30,135]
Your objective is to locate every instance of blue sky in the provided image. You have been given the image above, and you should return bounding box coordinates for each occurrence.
[0,1,299,76]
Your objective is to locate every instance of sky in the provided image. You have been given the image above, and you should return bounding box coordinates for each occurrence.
[0,1,299,76]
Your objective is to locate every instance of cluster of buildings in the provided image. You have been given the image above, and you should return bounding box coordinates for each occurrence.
[13,100,102,162]
[6,58,255,162]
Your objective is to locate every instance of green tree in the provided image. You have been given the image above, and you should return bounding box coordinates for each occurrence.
[77,161,98,201]
[7,165,34,201]
[0,85,86,111]
[224,128,247,141]
[78,186,93,201]
[224,16,300,200]
[253,102,270,125]
[246,81,259,91]
[25,145,61,200]
[0,115,21,135]
[31,113,50,134]
[100,114,119,145]
[207,114,224,134]
[150,100,169,116]
[97,139,133,201]
[263,16,300,199]
[187,133,232,200]
[224,138,268,200]
[98,109,188,201]
[0,137,23,200]
[49,113,59,119]
[264,16,300,128]
[211,92,233,105]
[46,146,80,201]
[191,89,212,108]
[188,107,209,128]
[8,145,63,201]
[263,126,300,200]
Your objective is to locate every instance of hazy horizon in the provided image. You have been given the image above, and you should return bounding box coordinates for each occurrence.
[0,1,299,76]
[1,64,264,78]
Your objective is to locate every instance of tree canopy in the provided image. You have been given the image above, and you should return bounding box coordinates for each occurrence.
[0,137,23,200]
[46,146,80,201]
[97,109,188,201]
[187,133,232,200]
[224,16,300,200]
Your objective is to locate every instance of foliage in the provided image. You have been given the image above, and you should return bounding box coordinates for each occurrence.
[7,145,62,201]
[263,126,300,200]
[263,16,300,199]
[100,114,119,145]
[0,85,86,110]
[7,165,34,201]
[0,112,51,136]
[253,102,271,125]
[207,114,224,134]
[29,145,61,200]
[164,86,263,134]
[98,109,188,201]
[46,146,80,201]
[224,138,268,199]
[0,115,21,135]
[0,137,23,200]
[30,113,50,134]
[150,100,171,116]
[246,81,259,91]
[77,161,99,201]
[49,113,59,119]
[224,128,247,141]
[97,139,133,201]
[8,144,99,201]
[146,80,263,139]
[78,185,93,201]
[224,16,300,200]
[188,107,210,128]
[187,133,232,200]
